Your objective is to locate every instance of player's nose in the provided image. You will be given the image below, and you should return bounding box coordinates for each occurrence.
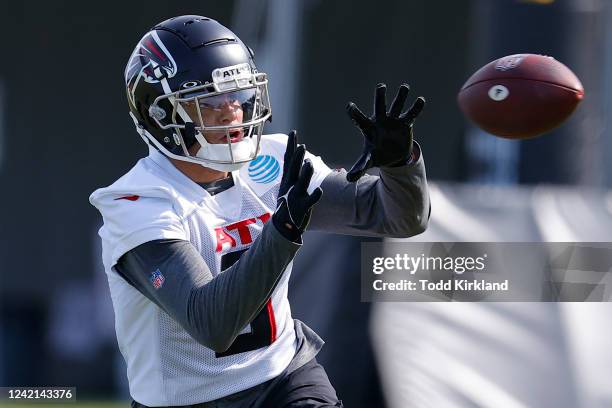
[219,101,238,124]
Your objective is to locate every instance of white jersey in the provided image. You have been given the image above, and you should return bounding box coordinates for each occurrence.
[89,134,331,406]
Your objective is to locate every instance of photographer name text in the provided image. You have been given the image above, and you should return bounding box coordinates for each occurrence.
[372,278,509,292]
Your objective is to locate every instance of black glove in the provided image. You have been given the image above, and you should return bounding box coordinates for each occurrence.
[345,83,426,182]
[272,130,323,242]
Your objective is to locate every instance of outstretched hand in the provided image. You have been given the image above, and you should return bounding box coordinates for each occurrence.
[346,83,425,182]
[273,130,323,241]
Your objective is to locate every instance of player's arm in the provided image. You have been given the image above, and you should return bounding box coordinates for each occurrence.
[115,224,291,353]
[309,83,430,237]
[114,142,321,353]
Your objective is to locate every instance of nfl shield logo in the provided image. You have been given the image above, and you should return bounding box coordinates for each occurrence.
[150,269,165,289]
[495,54,526,71]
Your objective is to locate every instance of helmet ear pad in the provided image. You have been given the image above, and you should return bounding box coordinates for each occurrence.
[164,120,197,156]
[135,89,188,153]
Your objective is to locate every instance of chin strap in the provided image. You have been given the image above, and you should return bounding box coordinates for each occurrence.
[183,121,197,149]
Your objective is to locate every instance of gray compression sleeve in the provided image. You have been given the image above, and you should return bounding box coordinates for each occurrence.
[309,142,430,237]
[114,222,300,353]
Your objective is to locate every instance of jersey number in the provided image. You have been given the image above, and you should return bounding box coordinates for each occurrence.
[215,249,277,358]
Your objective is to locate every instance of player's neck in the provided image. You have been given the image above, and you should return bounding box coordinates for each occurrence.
[170,159,229,184]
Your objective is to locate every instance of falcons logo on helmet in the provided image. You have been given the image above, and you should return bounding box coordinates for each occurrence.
[125,31,178,108]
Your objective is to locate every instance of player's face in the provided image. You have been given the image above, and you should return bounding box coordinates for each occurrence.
[182,89,256,144]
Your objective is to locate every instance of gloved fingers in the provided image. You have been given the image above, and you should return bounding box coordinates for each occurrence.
[295,159,315,193]
[280,130,298,192]
[389,84,410,118]
[346,150,373,182]
[283,130,297,166]
[306,187,323,207]
[400,96,426,124]
[374,83,387,119]
[346,102,371,134]
[287,145,306,186]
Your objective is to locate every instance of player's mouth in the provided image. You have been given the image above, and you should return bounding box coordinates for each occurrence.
[218,129,244,143]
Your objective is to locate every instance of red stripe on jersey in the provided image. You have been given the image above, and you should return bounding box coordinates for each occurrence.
[266,299,277,343]
[114,195,140,201]
[257,213,271,224]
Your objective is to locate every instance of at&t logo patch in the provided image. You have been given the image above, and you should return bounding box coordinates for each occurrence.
[248,155,280,184]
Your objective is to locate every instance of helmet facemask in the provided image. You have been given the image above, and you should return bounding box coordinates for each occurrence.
[148,63,271,172]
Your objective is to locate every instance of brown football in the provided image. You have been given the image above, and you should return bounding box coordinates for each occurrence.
[457,54,584,139]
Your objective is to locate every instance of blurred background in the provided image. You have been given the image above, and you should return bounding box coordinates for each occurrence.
[1,0,611,407]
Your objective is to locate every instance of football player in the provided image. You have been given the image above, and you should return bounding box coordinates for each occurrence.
[90,15,429,408]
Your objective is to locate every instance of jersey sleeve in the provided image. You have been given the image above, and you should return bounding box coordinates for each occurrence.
[90,192,188,267]
[309,141,430,237]
[115,221,301,353]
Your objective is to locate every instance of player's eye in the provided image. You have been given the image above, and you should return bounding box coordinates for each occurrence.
[199,102,218,110]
